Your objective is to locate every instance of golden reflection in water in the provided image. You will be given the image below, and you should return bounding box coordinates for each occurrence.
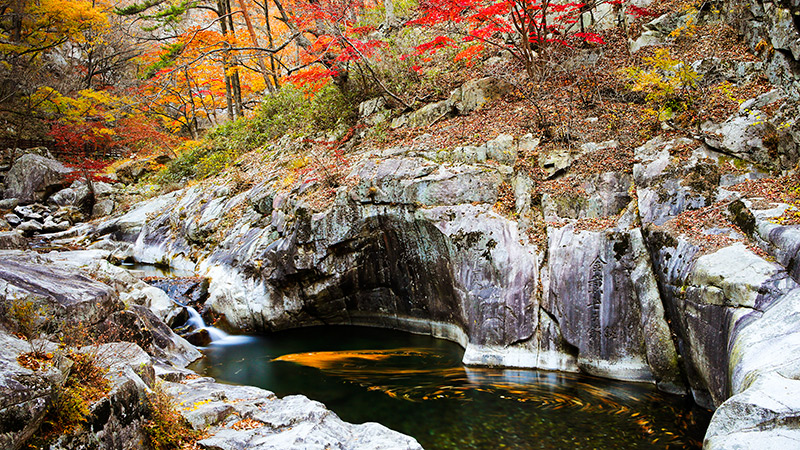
[273,348,701,448]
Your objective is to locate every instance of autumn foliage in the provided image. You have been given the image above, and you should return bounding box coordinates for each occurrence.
[410,0,654,76]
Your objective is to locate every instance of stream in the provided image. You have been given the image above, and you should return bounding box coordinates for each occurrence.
[190,325,710,450]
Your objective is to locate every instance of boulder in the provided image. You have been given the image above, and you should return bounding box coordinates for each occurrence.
[114,158,160,184]
[92,199,115,218]
[0,198,19,210]
[99,305,201,368]
[359,97,390,126]
[702,109,799,171]
[41,217,70,233]
[49,343,156,450]
[4,213,21,227]
[448,77,512,115]
[15,220,42,235]
[0,231,25,249]
[184,328,212,346]
[392,100,451,129]
[13,205,44,222]
[3,154,75,204]
[0,251,122,327]
[162,377,424,450]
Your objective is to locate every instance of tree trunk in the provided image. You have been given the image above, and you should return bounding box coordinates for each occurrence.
[217,0,236,119]
[262,0,280,90]
[236,0,273,91]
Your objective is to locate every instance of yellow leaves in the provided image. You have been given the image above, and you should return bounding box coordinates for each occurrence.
[8,0,108,55]
[620,48,701,121]
[669,7,698,39]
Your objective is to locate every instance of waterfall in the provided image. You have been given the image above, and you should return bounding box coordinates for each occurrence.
[183,304,252,345]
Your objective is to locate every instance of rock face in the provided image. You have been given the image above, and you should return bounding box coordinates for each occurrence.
[81,115,800,448]
[0,333,64,450]
[3,154,75,204]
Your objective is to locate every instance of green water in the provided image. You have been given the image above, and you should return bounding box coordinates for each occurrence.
[190,326,709,450]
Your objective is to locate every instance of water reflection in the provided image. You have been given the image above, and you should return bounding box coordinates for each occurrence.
[192,326,709,450]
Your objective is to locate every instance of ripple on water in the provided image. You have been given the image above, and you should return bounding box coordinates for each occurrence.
[190,326,711,450]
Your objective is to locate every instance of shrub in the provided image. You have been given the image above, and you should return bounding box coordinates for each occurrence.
[143,384,197,450]
[620,49,701,122]
[28,352,111,446]
[3,296,53,355]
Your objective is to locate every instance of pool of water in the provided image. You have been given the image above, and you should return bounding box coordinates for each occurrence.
[117,261,197,278]
[190,326,710,450]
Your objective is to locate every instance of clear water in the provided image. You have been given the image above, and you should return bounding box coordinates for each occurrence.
[118,261,196,278]
[191,325,710,450]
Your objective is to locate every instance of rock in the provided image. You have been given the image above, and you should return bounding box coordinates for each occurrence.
[0,332,65,450]
[485,134,517,165]
[629,30,669,53]
[50,343,156,450]
[579,2,617,31]
[3,154,75,204]
[92,199,115,217]
[0,198,19,210]
[359,97,391,126]
[0,231,25,249]
[448,77,512,115]
[702,109,799,171]
[0,251,123,327]
[48,187,81,207]
[14,204,43,222]
[395,100,452,129]
[53,205,85,224]
[184,328,212,346]
[161,377,423,450]
[4,213,21,227]
[689,243,793,308]
[41,217,71,233]
[166,307,190,329]
[692,58,765,85]
[91,190,180,242]
[540,148,577,178]
[542,172,632,221]
[542,223,680,383]
[99,305,201,368]
[16,220,42,235]
[634,137,717,226]
[114,158,158,184]
[85,118,800,449]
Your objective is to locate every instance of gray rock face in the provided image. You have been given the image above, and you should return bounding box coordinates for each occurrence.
[0,333,64,450]
[92,198,115,217]
[725,0,800,97]
[702,109,798,171]
[0,250,122,327]
[0,246,422,450]
[3,154,75,204]
[81,111,800,448]
[448,77,512,115]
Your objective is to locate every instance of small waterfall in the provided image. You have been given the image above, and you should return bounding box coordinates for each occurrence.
[140,274,252,346]
[181,303,252,345]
